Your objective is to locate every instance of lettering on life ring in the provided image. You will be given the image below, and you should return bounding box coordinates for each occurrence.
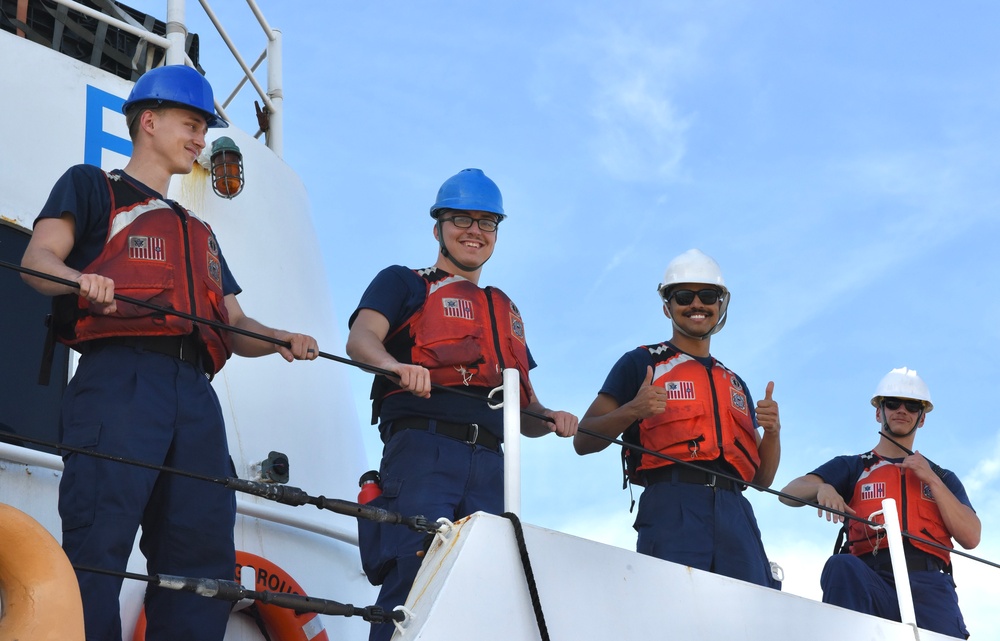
[133,550,329,641]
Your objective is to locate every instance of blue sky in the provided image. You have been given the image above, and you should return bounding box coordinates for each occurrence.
[152,1,1000,634]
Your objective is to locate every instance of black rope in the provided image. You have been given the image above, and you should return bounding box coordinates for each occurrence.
[502,512,550,641]
[0,431,440,534]
[2,259,997,572]
[0,259,554,423]
[581,427,1000,569]
[877,430,947,479]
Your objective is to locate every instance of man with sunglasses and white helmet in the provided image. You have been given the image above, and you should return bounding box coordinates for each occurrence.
[575,248,782,588]
[21,65,318,641]
[780,367,980,637]
[347,168,578,641]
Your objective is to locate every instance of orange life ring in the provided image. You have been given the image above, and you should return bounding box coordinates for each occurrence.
[0,502,85,640]
[132,550,329,641]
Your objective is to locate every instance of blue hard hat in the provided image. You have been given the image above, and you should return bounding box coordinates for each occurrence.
[430,169,504,219]
[122,65,228,128]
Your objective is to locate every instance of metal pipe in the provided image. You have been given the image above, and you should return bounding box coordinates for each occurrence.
[266,28,283,156]
[503,368,521,515]
[245,0,276,41]
[164,0,187,65]
[879,499,917,626]
[197,0,275,113]
[48,0,171,49]
[222,48,266,109]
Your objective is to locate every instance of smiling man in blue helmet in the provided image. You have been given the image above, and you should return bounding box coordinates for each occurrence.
[780,367,980,638]
[347,168,578,641]
[21,64,319,641]
[574,249,783,589]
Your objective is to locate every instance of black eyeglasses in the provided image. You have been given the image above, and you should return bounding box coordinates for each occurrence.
[440,215,499,232]
[669,288,722,306]
[882,398,924,413]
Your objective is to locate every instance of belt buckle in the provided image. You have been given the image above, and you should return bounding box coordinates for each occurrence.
[465,423,479,446]
[704,473,718,488]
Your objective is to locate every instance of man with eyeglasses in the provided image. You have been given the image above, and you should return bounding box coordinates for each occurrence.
[574,248,782,588]
[779,367,979,637]
[346,168,578,641]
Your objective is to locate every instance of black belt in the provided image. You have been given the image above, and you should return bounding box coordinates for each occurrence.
[85,335,206,372]
[389,417,501,452]
[861,552,948,574]
[642,465,742,491]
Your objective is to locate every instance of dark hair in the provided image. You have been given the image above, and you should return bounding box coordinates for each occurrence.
[125,100,164,139]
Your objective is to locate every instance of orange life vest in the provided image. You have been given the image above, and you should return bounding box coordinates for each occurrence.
[846,452,953,565]
[59,171,232,374]
[382,268,533,407]
[636,343,760,482]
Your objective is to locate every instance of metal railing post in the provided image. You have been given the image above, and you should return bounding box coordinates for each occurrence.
[266,28,283,156]
[502,368,521,515]
[878,498,917,627]
[165,0,186,65]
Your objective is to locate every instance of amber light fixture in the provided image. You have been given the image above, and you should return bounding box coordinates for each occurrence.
[210,136,244,198]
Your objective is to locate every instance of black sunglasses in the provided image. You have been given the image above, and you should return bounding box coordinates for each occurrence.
[882,398,924,413]
[669,288,721,306]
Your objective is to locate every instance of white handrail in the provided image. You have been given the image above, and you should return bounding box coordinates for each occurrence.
[873,498,917,627]
[196,0,276,114]
[48,0,171,48]
[502,368,521,515]
[46,0,279,154]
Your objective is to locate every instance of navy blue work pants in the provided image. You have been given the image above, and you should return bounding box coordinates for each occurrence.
[821,553,969,638]
[59,345,236,641]
[359,428,503,641]
[634,477,779,589]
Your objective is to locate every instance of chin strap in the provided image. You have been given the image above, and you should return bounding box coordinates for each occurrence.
[879,400,922,438]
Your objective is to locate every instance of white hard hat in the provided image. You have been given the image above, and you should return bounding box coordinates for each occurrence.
[871,367,933,412]
[657,249,730,337]
[658,249,727,297]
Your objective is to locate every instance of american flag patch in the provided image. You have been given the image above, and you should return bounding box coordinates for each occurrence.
[442,298,474,320]
[665,381,695,400]
[128,236,165,261]
[861,482,886,501]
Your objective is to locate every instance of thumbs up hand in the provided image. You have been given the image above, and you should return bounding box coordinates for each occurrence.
[627,366,668,420]
[755,381,780,435]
